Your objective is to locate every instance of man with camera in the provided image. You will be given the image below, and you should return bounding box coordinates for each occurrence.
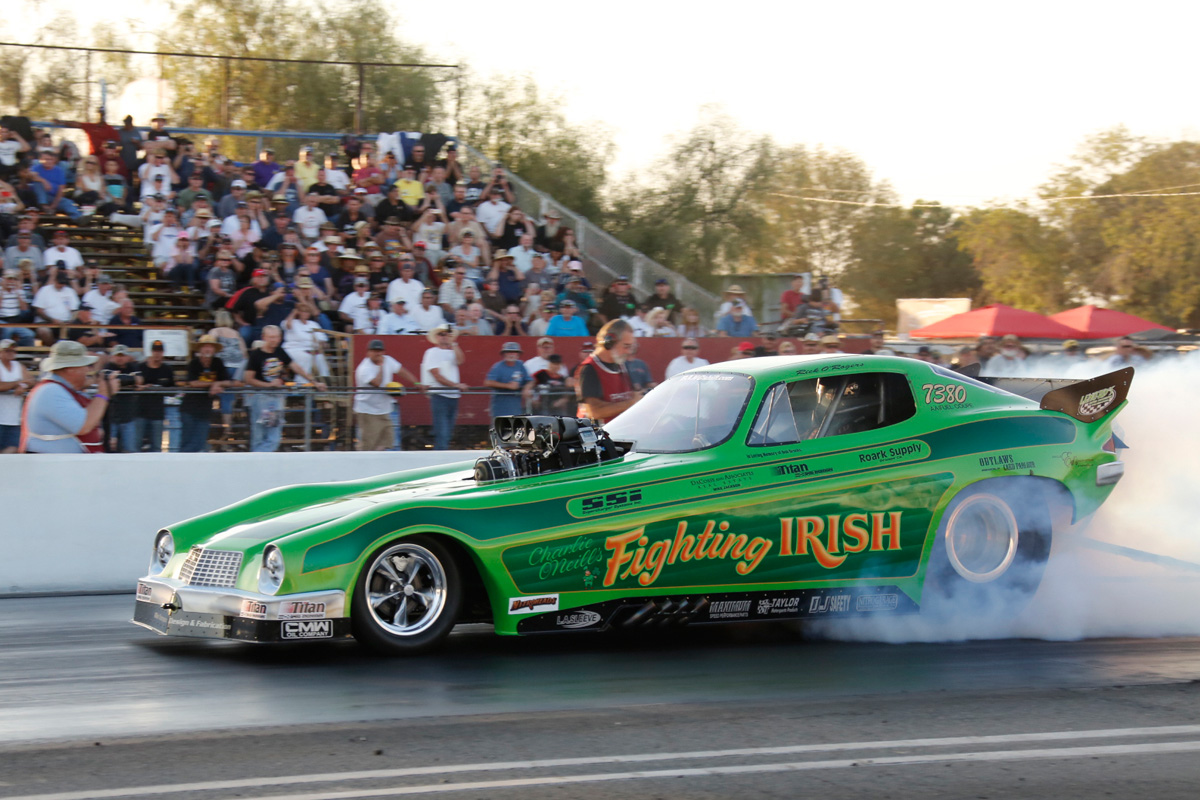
[104,343,142,452]
[20,340,117,453]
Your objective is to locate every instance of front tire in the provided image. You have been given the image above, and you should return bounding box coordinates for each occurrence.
[923,483,1052,615]
[351,535,462,655]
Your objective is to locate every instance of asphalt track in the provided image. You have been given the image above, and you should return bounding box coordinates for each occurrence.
[3,535,1200,798]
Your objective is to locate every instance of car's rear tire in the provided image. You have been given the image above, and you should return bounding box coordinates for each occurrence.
[923,483,1052,615]
[351,535,462,655]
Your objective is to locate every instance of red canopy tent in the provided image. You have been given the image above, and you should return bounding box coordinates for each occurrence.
[1047,305,1173,339]
[909,303,1082,339]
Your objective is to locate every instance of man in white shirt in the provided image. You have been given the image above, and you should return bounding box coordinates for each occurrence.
[353,294,386,334]
[82,274,119,324]
[379,299,420,334]
[665,339,710,379]
[437,266,472,316]
[323,155,351,193]
[354,339,419,451]
[508,233,537,272]
[420,325,467,450]
[338,277,372,329]
[625,305,654,338]
[474,187,511,239]
[44,229,84,271]
[149,209,183,266]
[221,202,262,238]
[138,152,177,199]
[523,336,556,376]
[291,192,328,242]
[33,271,80,326]
[409,289,448,332]
[385,262,426,308]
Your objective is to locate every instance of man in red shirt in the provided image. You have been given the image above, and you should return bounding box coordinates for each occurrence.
[575,319,642,423]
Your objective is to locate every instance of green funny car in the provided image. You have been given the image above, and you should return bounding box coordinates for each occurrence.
[134,355,1133,654]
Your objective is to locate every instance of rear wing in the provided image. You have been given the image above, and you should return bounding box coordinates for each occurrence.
[1038,367,1134,423]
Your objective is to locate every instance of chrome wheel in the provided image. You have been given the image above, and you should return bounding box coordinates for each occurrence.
[364,543,447,637]
[943,493,1019,583]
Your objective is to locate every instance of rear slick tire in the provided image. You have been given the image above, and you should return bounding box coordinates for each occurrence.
[351,535,462,655]
[923,484,1052,617]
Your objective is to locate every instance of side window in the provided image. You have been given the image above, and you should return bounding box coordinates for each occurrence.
[748,373,916,446]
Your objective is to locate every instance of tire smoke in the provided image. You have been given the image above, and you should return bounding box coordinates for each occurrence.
[810,353,1200,643]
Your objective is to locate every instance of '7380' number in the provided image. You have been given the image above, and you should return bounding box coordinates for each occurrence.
[921,383,967,404]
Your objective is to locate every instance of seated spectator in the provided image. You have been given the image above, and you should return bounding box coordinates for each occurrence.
[284,303,331,377]
[475,186,512,242]
[508,233,537,273]
[31,151,82,220]
[649,279,683,324]
[528,301,555,336]
[409,288,448,332]
[437,265,473,315]
[626,304,654,337]
[599,275,639,322]
[489,250,526,303]
[5,214,45,249]
[292,192,328,243]
[448,229,483,273]
[556,275,597,318]
[676,306,707,338]
[546,299,589,336]
[0,269,35,345]
[108,299,142,348]
[386,261,426,308]
[460,303,494,336]
[496,304,530,337]
[716,300,757,337]
[647,306,677,336]
[379,299,419,334]
[3,232,43,273]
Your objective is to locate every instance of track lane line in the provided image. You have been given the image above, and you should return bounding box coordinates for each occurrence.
[9,724,1200,800]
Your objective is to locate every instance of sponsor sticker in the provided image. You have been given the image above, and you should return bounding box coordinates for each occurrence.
[1079,386,1116,417]
[708,599,751,619]
[756,596,802,615]
[240,599,268,620]
[856,593,900,612]
[136,582,154,603]
[855,440,928,467]
[555,610,603,629]
[281,620,333,639]
[508,594,560,615]
[808,594,852,614]
[278,600,327,620]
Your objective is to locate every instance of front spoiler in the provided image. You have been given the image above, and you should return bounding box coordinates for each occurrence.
[132,577,352,643]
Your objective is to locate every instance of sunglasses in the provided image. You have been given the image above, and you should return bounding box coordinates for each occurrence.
[682,345,698,350]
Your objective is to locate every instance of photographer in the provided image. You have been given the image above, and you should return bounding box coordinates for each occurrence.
[20,340,119,454]
[104,344,142,452]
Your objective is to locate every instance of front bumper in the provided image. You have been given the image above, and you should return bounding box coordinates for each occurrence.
[132,577,352,642]
[1096,460,1124,486]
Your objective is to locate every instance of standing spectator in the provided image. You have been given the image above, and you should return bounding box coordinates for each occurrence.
[0,338,31,453]
[475,187,511,242]
[19,340,117,453]
[420,324,467,450]
[625,341,655,392]
[180,335,230,452]
[485,341,532,418]
[0,125,31,182]
[983,334,1029,375]
[546,299,589,336]
[243,325,325,452]
[105,343,142,452]
[294,146,320,193]
[665,339,710,379]
[862,330,892,355]
[716,301,757,337]
[1103,337,1147,368]
[134,340,175,453]
[354,339,420,451]
[575,319,640,424]
[252,148,282,188]
[524,337,556,376]
[780,274,808,321]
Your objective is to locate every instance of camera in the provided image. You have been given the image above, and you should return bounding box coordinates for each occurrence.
[102,369,139,387]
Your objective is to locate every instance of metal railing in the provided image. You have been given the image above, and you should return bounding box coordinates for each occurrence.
[457,144,719,321]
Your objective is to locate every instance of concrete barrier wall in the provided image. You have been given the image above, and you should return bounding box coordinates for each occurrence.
[1,451,480,595]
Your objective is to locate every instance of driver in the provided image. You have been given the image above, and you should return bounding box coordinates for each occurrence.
[575,319,642,424]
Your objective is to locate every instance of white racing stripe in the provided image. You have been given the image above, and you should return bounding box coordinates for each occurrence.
[10,724,1200,800]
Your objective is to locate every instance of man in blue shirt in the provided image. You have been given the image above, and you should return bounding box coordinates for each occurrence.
[546,299,589,337]
[30,152,82,220]
[716,301,757,337]
[484,341,531,418]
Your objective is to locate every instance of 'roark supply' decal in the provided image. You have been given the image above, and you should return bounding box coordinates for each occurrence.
[504,474,953,592]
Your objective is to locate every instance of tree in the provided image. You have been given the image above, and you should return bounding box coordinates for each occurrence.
[456,74,612,220]
[746,144,894,278]
[841,203,979,325]
[163,0,443,158]
[956,207,1069,313]
[605,109,773,288]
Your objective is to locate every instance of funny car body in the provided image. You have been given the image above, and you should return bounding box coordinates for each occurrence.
[133,355,1132,654]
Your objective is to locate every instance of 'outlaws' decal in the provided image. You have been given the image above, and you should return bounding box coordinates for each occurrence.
[503,475,952,593]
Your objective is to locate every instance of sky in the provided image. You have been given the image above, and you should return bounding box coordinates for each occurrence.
[13,0,1200,207]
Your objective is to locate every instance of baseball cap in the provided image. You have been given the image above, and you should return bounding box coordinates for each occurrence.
[150,340,165,352]
[252,268,269,277]
[655,278,669,285]
[109,344,131,356]
[580,341,594,351]
[568,260,583,270]
[231,179,247,188]
[804,332,821,342]
[368,339,385,351]
[1063,339,1080,350]
[0,339,16,350]
[413,241,427,249]
[559,299,576,308]
[501,341,522,353]
[537,337,553,346]
[737,341,755,352]
[354,277,369,285]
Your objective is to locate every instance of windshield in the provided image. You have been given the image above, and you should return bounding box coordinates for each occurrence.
[604,372,753,453]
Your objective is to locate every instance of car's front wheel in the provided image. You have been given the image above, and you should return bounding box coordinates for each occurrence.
[351,536,461,655]
[923,483,1052,615]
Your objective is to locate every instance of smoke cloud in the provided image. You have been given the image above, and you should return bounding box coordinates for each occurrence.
[811,352,1200,643]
